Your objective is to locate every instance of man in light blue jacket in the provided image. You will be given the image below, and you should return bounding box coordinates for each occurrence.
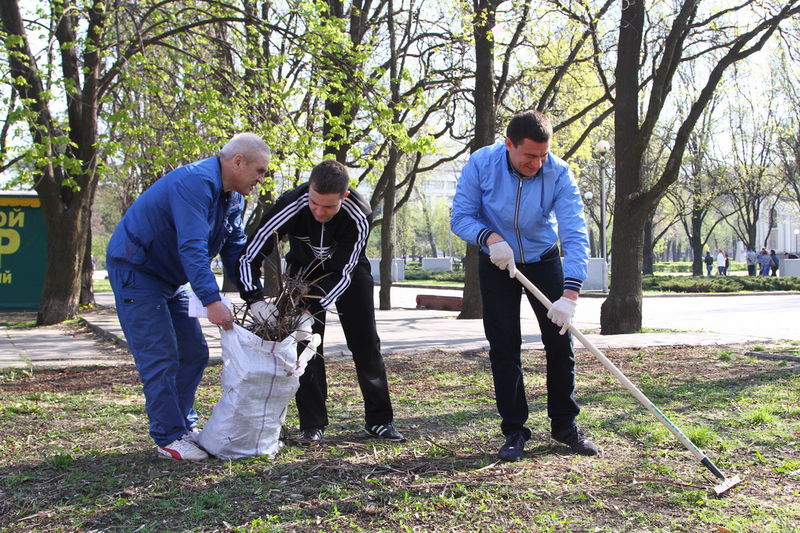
[107,133,269,460]
[451,111,596,461]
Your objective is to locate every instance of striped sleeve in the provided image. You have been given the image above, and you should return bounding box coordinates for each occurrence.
[318,196,370,308]
[237,192,308,301]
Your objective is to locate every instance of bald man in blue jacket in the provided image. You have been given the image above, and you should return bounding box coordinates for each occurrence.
[106,133,269,460]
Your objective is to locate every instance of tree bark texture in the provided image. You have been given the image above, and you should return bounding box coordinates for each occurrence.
[690,207,704,276]
[79,224,95,306]
[459,0,498,320]
[379,147,398,310]
[642,215,654,275]
[1,0,101,325]
[600,0,646,334]
[379,0,399,311]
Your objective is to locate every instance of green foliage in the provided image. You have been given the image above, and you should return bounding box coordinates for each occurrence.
[653,261,745,273]
[716,350,733,361]
[642,275,800,293]
[47,453,76,470]
[0,368,33,384]
[404,262,465,283]
[773,459,800,475]
[742,407,776,426]
[685,426,717,448]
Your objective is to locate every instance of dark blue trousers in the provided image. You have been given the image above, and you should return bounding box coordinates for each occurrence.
[108,265,208,446]
[478,248,580,438]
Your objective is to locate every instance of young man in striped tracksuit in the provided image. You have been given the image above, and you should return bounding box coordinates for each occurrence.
[238,160,403,445]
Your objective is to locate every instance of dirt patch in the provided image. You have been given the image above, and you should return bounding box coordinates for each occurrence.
[1,326,798,531]
[0,366,140,393]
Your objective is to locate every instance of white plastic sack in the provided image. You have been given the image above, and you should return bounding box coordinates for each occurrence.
[186,289,232,318]
[197,316,320,460]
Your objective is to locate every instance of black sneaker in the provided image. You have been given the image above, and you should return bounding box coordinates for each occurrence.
[365,423,406,442]
[498,432,526,462]
[298,427,324,446]
[552,425,599,456]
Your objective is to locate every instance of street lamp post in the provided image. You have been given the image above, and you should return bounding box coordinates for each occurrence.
[595,140,610,293]
[795,228,799,254]
[583,191,594,258]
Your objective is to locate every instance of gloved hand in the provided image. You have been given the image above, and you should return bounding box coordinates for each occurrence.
[488,240,516,278]
[250,300,278,325]
[547,296,577,335]
[295,310,314,331]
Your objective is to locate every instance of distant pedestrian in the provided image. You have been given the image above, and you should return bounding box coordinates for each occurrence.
[723,251,729,276]
[769,250,779,276]
[704,251,714,276]
[757,247,771,276]
[745,247,756,276]
[716,250,726,276]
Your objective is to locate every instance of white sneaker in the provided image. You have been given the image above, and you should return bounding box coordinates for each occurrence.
[157,435,208,461]
[185,427,201,443]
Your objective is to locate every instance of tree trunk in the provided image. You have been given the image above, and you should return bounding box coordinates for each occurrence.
[458,244,482,319]
[79,223,95,306]
[459,0,498,320]
[36,194,89,325]
[600,0,645,334]
[690,208,704,276]
[379,147,398,310]
[379,0,400,311]
[601,209,646,333]
[642,215,654,275]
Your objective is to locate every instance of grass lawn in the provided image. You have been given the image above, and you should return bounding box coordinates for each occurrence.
[1,334,798,531]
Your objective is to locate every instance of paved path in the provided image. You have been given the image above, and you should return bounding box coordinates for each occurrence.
[3,284,792,369]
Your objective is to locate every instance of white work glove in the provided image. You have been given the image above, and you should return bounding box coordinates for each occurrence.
[488,240,516,277]
[250,300,278,325]
[547,296,577,335]
[297,311,314,334]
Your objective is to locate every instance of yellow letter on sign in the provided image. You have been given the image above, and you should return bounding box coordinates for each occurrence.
[0,228,21,268]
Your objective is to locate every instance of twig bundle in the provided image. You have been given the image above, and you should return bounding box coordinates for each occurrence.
[233,231,328,342]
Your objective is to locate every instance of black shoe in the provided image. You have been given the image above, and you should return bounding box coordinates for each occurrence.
[298,427,324,446]
[498,432,526,462]
[365,423,406,442]
[552,425,599,456]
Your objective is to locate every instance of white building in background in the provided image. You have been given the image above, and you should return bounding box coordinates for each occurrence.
[756,200,800,254]
[736,199,800,259]
[417,159,461,203]
[355,155,464,206]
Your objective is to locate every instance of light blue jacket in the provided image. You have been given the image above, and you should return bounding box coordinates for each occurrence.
[450,141,589,292]
[106,156,246,306]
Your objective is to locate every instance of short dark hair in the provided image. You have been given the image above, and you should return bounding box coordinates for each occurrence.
[309,160,350,195]
[506,110,553,145]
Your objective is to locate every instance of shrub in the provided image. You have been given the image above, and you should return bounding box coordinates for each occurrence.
[641,275,800,293]
[652,262,693,273]
[403,262,464,283]
[652,260,745,273]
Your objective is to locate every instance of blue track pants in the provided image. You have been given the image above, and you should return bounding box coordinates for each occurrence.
[108,265,209,446]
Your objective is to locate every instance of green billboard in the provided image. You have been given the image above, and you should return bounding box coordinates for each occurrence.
[0,191,47,310]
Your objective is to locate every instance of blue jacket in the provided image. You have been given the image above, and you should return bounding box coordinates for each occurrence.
[450,141,589,292]
[106,156,246,306]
